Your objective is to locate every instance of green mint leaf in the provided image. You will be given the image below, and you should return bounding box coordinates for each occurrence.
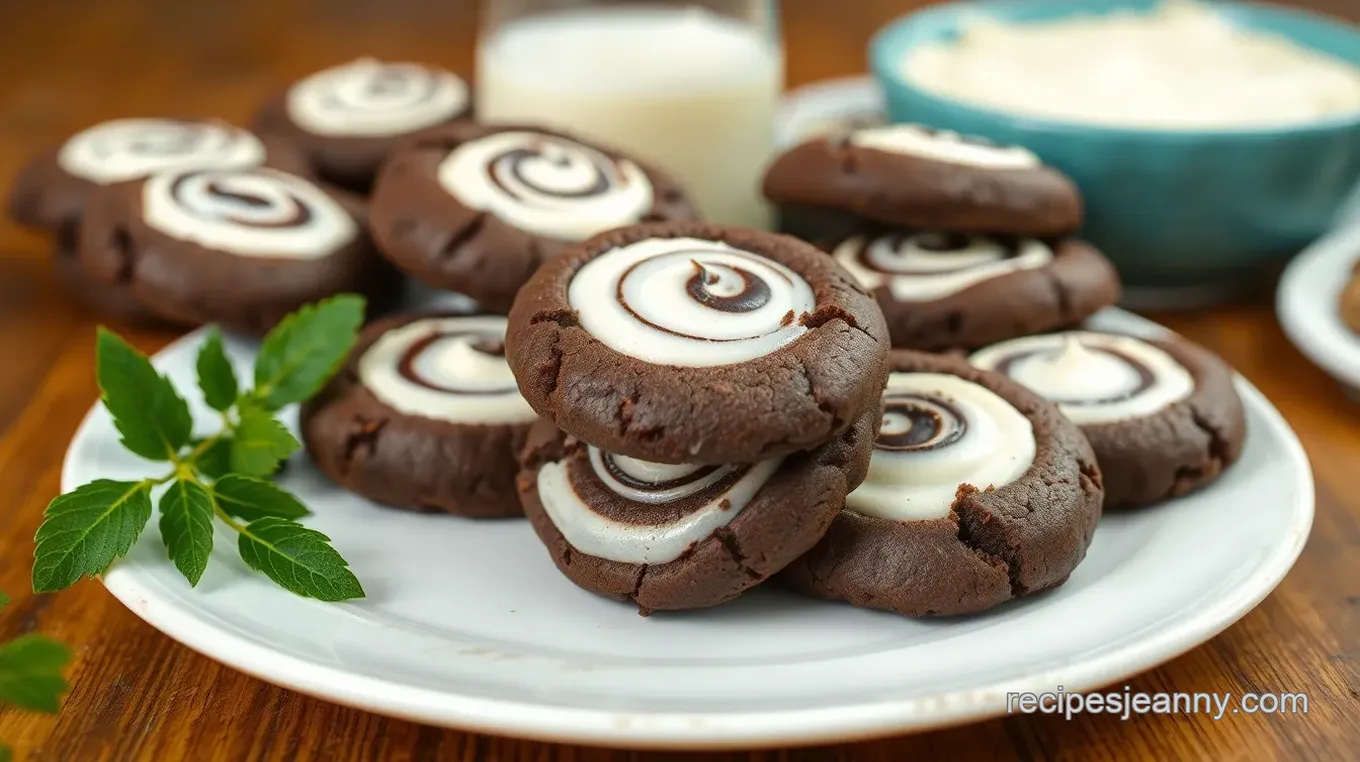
[1,742,11,762]
[190,436,233,481]
[213,475,309,521]
[237,517,364,601]
[0,634,71,713]
[252,294,364,410]
[33,480,153,592]
[0,591,9,609]
[96,328,193,461]
[229,404,299,476]
[158,478,215,586]
[195,328,239,412]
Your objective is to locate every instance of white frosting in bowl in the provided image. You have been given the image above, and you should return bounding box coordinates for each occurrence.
[901,1,1360,129]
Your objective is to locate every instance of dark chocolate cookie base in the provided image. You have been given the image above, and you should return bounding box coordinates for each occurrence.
[854,237,1122,352]
[76,177,401,337]
[506,221,891,466]
[1082,335,1247,509]
[301,312,533,518]
[780,351,1104,618]
[369,122,699,313]
[518,404,879,614]
[763,137,1083,237]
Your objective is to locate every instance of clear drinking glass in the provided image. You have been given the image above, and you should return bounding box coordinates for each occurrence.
[476,0,784,229]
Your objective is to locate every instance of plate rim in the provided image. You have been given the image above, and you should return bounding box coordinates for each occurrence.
[76,312,1315,750]
[1277,222,1360,391]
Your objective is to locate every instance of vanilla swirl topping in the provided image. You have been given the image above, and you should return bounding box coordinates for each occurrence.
[357,315,535,425]
[848,372,1035,521]
[568,237,817,366]
[849,123,1039,170]
[969,331,1195,425]
[57,118,266,184]
[437,130,654,241]
[536,446,783,564]
[140,167,356,258]
[286,58,469,137]
[833,231,1053,301]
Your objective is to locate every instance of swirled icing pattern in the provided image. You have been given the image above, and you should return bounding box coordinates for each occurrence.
[140,167,356,258]
[57,118,266,184]
[358,315,536,425]
[536,446,783,564]
[833,231,1053,301]
[849,123,1039,170]
[286,58,468,137]
[969,331,1195,425]
[568,237,817,366]
[848,372,1035,521]
[436,131,654,241]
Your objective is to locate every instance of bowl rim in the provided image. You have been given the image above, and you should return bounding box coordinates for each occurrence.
[869,0,1360,139]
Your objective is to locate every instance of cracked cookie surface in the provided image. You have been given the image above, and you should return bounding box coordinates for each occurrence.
[517,406,878,613]
[762,124,1083,237]
[76,166,398,336]
[780,350,1103,617]
[369,123,698,313]
[825,231,1120,351]
[970,330,1246,508]
[505,221,891,465]
[301,311,537,518]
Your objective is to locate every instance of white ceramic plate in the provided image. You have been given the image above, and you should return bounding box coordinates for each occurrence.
[1277,221,1360,395]
[71,308,1311,749]
[775,75,884,148]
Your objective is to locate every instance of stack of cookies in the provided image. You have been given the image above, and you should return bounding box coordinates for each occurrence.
[763,123,1122,351]
[503,221,891,613]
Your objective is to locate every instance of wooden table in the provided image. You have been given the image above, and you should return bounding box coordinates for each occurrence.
[1,0,1358,759]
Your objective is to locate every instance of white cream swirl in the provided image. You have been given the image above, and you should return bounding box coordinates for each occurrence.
[847,372,1035,521]
[568,236,817,366]
[833,231,1053,301]
[357,316,535,425]
[57,118,265,184]
[436,130,654,241]
[537,446,783,564]
[141,167,356,258]
[286,58,469,137]
[969,331,1195,425]
[850,123,1039,170]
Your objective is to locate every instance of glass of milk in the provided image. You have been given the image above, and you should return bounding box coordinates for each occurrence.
[477,0,784,230]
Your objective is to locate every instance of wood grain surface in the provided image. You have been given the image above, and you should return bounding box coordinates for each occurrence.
[1,0,1359,759]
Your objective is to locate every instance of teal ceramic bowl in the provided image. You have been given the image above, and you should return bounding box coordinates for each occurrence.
[869,0,1360,292]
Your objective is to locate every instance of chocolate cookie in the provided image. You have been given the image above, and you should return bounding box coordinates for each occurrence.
[763,123,1082,239]
[518,405,879,613]
[780,351,1103,617]
[1341,259,1360,337]
[77,166,399,336]
[252,58,473,194]
[828,230,1120,351]
[302,312,536,517]
[369,123,699,313]
[50,235,166,327]
[9,118,306,233]
[506,221,891,465]
[970,330,1247,508]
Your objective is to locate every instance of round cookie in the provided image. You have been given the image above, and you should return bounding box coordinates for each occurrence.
[970,330,1247,508]
[369,123,699,313]
[506,221,891,465]
[1341,259,1360,337]
[77,165,399,336]
[518,405,879,613]
[252,58,472,193]
[9,117,307,233]
[302,312,536,518]
[780,351,1103,618]
[50,234,167,327]
[828,229,1121,351]
[763,123,1083,238]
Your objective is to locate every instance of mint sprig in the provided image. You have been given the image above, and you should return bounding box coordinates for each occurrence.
[32,294,366,602]
[0,590,71,760]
